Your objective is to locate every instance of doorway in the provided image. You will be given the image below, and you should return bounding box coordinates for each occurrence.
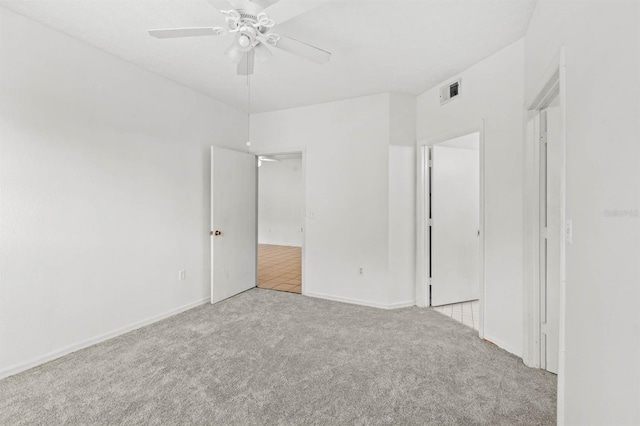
[256,152,304,294]
[425,132,482,331]
[523,52,567,407]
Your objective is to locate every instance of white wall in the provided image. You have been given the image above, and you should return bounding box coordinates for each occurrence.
[388,146,415,305]
[390,93,417,147]
[251,94,390,306]
[251,93,416,308]
[258,158,303,247]
[389,95,417,306]
[417,40,525,355]
[0,8,246,377]
[525,1,640,424]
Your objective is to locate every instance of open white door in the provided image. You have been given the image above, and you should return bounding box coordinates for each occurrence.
[541,105,561,374]
[431,144,480,306]
[211,146,257,304]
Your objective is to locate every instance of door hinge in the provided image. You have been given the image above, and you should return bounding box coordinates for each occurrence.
[540,322,548,334]
[540,227,547,239]
[428,218,433,227]
[428,159,433,167]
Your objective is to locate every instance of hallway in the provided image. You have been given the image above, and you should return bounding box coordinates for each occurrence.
[257,244,302,294]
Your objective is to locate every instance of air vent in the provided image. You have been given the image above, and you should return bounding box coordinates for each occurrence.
[440,78,461,105]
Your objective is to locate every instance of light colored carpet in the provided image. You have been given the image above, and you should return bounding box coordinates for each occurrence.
[0,289,556,425]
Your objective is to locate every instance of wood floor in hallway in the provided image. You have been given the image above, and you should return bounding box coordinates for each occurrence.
[257,244,301,294]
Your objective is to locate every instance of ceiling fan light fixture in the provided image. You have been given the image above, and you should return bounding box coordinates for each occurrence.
[238,34,251,47]
[148,0,332,75]
[255,12,275,28]
[225,43,245,64]
[235,26,257,52]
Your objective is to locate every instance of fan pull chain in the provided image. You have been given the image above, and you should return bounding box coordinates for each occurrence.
[247,58,251,148]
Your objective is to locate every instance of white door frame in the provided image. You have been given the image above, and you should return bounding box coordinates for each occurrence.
[254,147,307,294]
[522,47,567,422]
[416,123,486,338]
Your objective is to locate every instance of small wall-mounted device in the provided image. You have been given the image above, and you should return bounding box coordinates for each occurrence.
[440,78,461,105]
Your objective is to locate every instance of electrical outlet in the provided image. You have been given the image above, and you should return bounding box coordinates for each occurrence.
[178,269,186,281]
[359,267,363,275]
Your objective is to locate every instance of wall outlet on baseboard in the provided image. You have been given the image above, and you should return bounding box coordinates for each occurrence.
[359,267,364,275]
[178,270,186,281]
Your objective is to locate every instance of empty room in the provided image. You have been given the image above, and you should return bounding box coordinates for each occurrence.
[1,0,638,425]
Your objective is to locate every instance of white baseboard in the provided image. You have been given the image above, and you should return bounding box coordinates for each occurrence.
[387,300,417,309]
[306,292,415,310]
[0,297,210,381]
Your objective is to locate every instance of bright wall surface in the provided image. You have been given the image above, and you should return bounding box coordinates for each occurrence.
[417,40,525,356]
[525,1,640,424]
[388,146,415,305]
[258,158,303,247]
[0,8,246,377]
[390,93,417,147]
[251,93,416,308]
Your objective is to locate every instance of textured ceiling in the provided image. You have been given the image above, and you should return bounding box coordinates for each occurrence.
[0,0,536,112]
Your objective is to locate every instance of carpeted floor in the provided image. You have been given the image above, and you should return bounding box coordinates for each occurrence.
[0,289,556,425]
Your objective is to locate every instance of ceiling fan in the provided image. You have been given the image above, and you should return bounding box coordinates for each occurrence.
[148,0,331,75]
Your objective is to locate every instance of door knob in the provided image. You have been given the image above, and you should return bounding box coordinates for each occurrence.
[215,230,222,236]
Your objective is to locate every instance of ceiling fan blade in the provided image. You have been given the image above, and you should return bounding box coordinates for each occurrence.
[254,42,273,64]
[272,35,331,64]
[249,0,280,10]
[206,0,237,10]
[262,0,327,26]
[208,0,264,13]
[148,27,226,39]
[226,43,245,64]
[237,50,256,75]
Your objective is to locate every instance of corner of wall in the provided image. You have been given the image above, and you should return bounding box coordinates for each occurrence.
[389,93,417,147]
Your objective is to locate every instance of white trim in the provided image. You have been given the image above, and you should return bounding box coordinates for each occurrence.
[557,50,567,426]
[0,297,210,381]
[478,122,486,340]
[416,124,486,339]
[306,292,415,310]
[415,144,429,307]
[253,147,307,295]
[210,146,216,303]
[522,112,542,368]
[523,46,567,425]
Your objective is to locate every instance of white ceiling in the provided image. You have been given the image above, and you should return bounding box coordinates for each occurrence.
[0,0,536,113]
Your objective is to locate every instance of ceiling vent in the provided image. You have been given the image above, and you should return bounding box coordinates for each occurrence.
[440,78,461,105]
